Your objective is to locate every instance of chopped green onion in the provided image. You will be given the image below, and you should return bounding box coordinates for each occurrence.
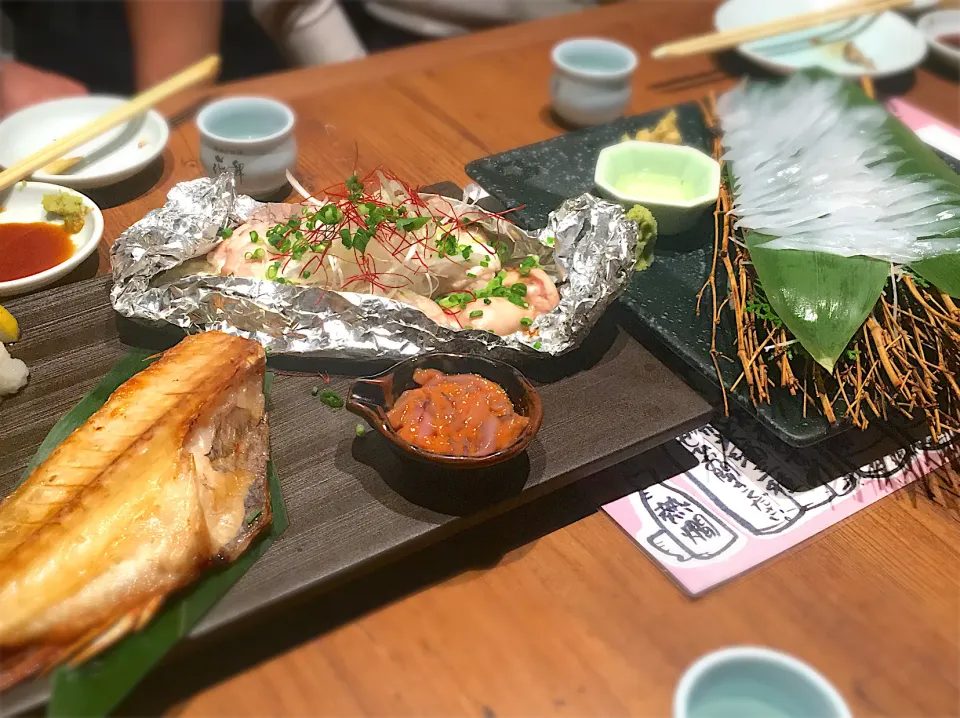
[534,341,542,349]
[395,216,430,232]
[319,204,342,224]
[355,424,366,437]
[219,226,233,238]
[437,292,473,309]
[470,310,483,319]
[510,282,527,296]
[466,272,477,279]
[266,262,280,280]
[520,317,533,327]
[519,255,540,277]
[544,236,556,247]
[302,270,312,279]
[319,390,344,409]
[252,248,265,260]
[340,227,353,249]
[244,251,254,260]
[461,246,473,261]
[483,298,492,305]
[250,230,260,243]
[311,386,319,396]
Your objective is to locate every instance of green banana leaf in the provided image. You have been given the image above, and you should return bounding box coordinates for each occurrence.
[837,78,960,298]
[11,349,287,718]
[744,233,888,372]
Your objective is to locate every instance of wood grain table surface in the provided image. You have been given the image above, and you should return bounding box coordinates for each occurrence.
[38,2,960,716]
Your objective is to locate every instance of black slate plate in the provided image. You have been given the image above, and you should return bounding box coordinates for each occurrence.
[465,103,960,447]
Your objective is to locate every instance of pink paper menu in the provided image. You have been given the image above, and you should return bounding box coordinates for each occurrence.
[602,99,960,596]
[602,424,955,596]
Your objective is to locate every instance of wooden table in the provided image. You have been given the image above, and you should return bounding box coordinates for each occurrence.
[63,2,960,715]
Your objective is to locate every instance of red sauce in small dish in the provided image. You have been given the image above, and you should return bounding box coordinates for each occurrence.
[937,33,960,49]
[386,369,529,457]
[0,223,75,282]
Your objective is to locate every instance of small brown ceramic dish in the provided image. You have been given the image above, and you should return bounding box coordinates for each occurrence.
[346,353,543,469]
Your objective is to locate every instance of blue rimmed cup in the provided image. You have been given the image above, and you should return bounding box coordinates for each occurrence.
[550,37,638,127]
[196,96,297,198]
[674,646,852,718]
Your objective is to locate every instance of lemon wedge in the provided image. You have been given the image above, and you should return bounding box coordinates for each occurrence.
[0,304,20,343]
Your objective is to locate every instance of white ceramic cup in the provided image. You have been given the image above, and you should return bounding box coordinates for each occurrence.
[550,37,638,127]
[674,647,852,718]
[196,96,297,198]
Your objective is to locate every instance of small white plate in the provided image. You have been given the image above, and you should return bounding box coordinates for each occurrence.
[918,9,960,69]
[715,0,928,78]
[0,182,104,297]
[0,96,169,190]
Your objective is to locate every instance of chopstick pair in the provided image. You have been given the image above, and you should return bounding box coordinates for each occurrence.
[652,0,913,60]
[0,55,221,190]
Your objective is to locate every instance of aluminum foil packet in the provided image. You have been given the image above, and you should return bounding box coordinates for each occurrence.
[110,175,639,360]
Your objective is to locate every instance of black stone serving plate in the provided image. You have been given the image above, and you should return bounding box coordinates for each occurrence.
[465,103,960,448]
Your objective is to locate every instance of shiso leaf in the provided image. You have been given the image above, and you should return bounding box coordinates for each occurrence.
[13,349,288,718]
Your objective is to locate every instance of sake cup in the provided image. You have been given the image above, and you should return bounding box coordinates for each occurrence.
[196,96,297,198]
[550,37,638,127]
[674,647,851,718]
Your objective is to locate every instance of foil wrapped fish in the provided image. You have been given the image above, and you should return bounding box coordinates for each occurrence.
[0,331,269,689]
[110,176,640,359]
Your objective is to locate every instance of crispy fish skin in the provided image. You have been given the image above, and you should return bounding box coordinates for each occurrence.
[0,331,270,689]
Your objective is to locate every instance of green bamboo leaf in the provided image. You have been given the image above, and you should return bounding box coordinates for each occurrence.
[909,255,960,297]
[836,76,960,297]
[731,72,960,370]
[47,459,286,718]
[745,232,889,372]
[9,349,287,718]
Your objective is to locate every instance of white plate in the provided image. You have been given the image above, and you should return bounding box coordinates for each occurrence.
[715,0,928,78]
[918,9,960,69]
[0,182,104,297]
[0,96,169,190]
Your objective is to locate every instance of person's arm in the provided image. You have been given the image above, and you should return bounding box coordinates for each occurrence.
[0,61,87,115]
[125,0,222,89]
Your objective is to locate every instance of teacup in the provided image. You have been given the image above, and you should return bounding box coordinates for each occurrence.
[674,647,851,718]
[196,96,297,198]
[550,37,638,127]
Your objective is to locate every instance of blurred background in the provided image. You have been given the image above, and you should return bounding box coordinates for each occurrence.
[0,0,619,114]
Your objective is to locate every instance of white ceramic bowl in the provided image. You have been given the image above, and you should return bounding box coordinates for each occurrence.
[0,182,104,297]
[196,96,297,199]
[0,96,169,190]
[550,37,638,127]
[594,141,720,235]
[918,10,960,69]
[674,647,851,718]
[714,0,928,78]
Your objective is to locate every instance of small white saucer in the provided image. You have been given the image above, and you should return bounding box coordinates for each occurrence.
[918,10,960,69]
[0,96,169,190]
[715,0,928,78]
[0,182,104,297]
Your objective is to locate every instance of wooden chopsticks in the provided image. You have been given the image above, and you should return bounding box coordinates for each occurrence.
[0,54,221,190]
[652,0,913,60]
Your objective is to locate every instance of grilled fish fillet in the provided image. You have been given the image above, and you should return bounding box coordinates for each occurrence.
[0,331,270,690]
